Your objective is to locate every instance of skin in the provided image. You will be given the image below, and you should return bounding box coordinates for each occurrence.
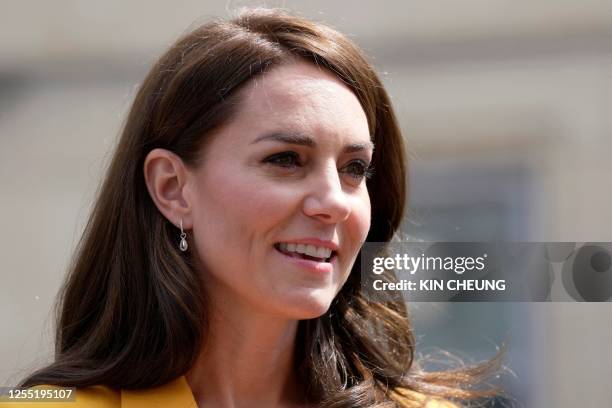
[144,61,372,407]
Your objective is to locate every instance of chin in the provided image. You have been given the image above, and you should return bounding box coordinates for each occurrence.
[276,291,336,320]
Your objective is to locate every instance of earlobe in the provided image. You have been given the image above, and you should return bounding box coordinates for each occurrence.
[143,148,192,228]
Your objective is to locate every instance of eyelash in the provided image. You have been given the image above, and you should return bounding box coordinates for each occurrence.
[263,151,374,181]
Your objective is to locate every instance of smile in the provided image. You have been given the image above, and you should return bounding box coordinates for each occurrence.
[274,242,337,263]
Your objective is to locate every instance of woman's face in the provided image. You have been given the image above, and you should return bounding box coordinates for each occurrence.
[186,61,372,319]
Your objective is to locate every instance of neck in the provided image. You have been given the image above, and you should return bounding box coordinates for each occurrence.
[185,297,308,408]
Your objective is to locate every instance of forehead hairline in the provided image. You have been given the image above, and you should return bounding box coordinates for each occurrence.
[241,61,357,102]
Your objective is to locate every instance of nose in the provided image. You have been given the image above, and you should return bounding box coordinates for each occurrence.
[302,164,351,223]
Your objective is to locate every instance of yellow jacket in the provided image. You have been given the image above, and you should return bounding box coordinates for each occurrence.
[0,377,194,408]
[0,376,456,407]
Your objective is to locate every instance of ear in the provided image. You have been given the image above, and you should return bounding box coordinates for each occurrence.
[143,148,193,229]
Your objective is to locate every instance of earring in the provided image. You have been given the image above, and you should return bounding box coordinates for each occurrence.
[179,218,188,252]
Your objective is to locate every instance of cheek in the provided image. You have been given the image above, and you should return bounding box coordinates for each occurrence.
[340,190,371,270]
[189,164,289,263]
[193,171,262,243]
[352,189,372,242]
[189,182,266,306]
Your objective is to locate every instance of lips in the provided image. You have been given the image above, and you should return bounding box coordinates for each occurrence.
[274,242,337,263]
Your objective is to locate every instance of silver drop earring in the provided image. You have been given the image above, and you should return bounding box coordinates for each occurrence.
[179,218,188,252]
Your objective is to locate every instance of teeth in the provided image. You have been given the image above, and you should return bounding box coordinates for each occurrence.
[277,242,333,259]
[316,246,328,258]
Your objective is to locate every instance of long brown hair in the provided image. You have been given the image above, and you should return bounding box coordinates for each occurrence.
[22,8,500,407]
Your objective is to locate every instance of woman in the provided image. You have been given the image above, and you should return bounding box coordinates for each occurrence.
[14,8,498,408]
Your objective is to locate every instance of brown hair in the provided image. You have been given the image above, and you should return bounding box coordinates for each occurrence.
[21,8,500,407]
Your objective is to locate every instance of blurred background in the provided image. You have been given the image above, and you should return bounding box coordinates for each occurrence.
[1,1,611,406]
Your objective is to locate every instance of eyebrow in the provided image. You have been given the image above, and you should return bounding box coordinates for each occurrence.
[251,132,375,153]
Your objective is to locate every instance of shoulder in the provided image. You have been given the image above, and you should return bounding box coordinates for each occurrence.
[423,399,459,408]
[392,387,460,408]
[0,376,196,408]
[0,384,120,408]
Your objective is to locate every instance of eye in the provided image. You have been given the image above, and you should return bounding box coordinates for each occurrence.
[341,159,374,181]
[263,151,302,168]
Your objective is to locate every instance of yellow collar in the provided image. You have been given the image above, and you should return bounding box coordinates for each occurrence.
[121,376,197,408]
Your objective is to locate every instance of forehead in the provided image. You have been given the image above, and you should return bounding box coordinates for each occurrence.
[226,61,371,141]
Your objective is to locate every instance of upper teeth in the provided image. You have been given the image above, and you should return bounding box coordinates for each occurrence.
[278,242,333,259]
